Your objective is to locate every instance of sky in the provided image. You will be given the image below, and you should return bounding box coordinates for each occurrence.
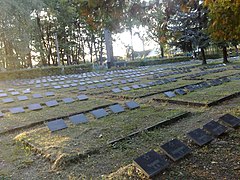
[112,26,158,57]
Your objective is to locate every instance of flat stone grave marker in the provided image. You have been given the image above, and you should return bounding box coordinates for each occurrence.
[175,89,186,95]
[112,81,119,85]
[70,83,77,87]
[9,107,25,114]
[45,92,55,97]
[187,128,214,146]
[96,84,104,88]
[77,94,88,101]
[127,79,134,83]
[2,98,14,103]
[164,91,176,98]
[105,82,112,87]
[122,86,131,91]
[62,84,70,88]
[109,104,125,113]
[185,85,195,92]
[78,86,86,91]
[43,83,49,87]
[79,82,86,85]
[0,111,4,117]
[112,88,122,93]
[54,86,62,89]
[45,100,59,107]
[32,94,43,99]
[87,85,96,89]
[139,84,148,88]
[0,90,3,93]
[28,103,43,111]
[59,81,65,85]
[47,119,68,132]
[203,120,228,137]
[132,85,140,89]
[35,85,41,88]
[125,101,140,109]
[199,82,210,88]
[69,114,88,125]
[10,91,20,96]
[8,88,15,92]
[133,150,169,178]
[160,139,192,161]
[209,79,222,86]
[220,77,230,83]
[219,114,240,128]
[17,96,28,101]
[90,108,108,119]
[23,89,31,94]
[62,97,75,104]
[120,80,127,84]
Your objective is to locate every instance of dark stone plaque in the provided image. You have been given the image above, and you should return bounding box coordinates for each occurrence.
[63,84,70,88]
[113,81,119,85]
[132,85,140,89]
[45,92,55,97]
[175,89,186,95]
[54,86,62,89]
[47,119,68,132]
[90,108,108,119]
[69,114,88,125]
[45,100,59,107]
[187,128,214,146]
[209,79,222,86]
[203,120,227,136]
[77,94,88,101]
[109,104,125,113]
[62,97,75,104]
[185,85,195,92]
[219,114,240,128]
[9,107,25,114]
[133,150,169,178]
[120,80,127,84]
[164,91,176,98]
[125,101,140,109]
[78,86,87,91]
[96,84,104,88]
[17,96,28,101]
[160,139,192,161]
[2,98,14,103]
[11,91,20,96]
[122,86,131,91]
[23,89,31,94]
[28,103,43,111]
[0,93,8,98]
[32,94,43,99]
[112,88,122,93]
[199,82,210,88]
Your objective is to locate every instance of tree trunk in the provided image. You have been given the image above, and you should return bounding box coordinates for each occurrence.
[161,46,164,58]
[234,45,239,56]
[222,46,229,63]
[201,48,207,65]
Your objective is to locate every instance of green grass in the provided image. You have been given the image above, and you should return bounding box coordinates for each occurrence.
[0,98,115,133]
[15,105,185,165]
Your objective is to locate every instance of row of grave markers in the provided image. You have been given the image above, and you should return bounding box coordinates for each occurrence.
[133,113,240,178]
[164,77,231,98]
[0,94,89,116]
[46,101,140,132]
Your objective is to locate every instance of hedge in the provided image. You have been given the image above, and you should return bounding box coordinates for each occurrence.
[0,63,92,81]
[127,56,192,67]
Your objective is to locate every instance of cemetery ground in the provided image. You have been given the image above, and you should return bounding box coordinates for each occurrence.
[0,58,240,179]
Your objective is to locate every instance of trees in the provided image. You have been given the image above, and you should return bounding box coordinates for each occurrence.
[204,0,240,63]
[0,0,43,69]
[163,0,210,64]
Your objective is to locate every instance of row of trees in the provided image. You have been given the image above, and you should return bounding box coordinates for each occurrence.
[0,0,239,70]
